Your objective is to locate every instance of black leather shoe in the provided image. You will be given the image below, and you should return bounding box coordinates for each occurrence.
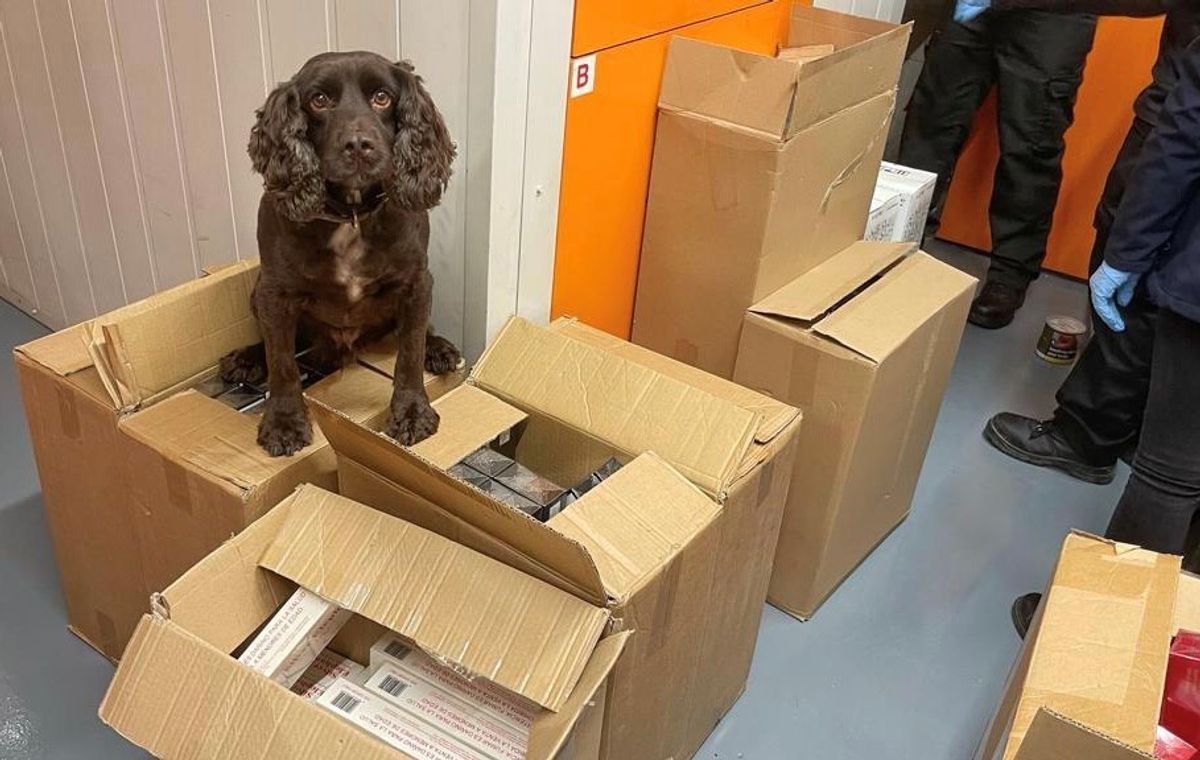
[968,281,1026,329]
[1012,592,1041,639]
[983,413,1116,485]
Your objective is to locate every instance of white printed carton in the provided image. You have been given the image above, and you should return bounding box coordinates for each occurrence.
[371,633,538,733]
[364,661,527,760]
[317,678,491,760]
[237,587,352,688]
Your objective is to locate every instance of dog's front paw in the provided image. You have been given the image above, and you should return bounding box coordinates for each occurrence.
[385,392,440,446]
[257,396,312,457]
[220,343,268,385]
[425,334,462,376]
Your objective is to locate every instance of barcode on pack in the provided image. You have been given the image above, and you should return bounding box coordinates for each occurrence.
[384,640,411,659]
[331,691,362,714]
[379,675,409,698]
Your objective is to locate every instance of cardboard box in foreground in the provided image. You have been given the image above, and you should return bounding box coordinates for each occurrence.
[100,484,628,760]
[976,532,1194,760]
[309,316,802,760]
[14,260,462,661]
[633,5,911,378]
[734,241,975,620]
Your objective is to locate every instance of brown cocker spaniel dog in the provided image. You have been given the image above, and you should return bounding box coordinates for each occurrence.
[222,51,461,457]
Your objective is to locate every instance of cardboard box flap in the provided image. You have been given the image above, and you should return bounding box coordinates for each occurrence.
[814,252,976,362]
[88,260,260,410]
[259,485,609,712]
[1014,709,1154,760]
[100,615,397,760]
[549,318,799,446]
[786,6,911,133]
[528,630,632,759]
[472,318,759,497]
[659,37,801,139]
[550,452,721,602]
[13,324,93,377]
[119,390,314,494]
[409,385,529,469]
[310,397,610,606]
[750,241,914,324]
[1006,532,1180,760]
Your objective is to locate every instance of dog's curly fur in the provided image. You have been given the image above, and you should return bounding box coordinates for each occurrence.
[231,51,460,457]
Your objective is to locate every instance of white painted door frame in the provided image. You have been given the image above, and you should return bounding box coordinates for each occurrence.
[462,0,574,360]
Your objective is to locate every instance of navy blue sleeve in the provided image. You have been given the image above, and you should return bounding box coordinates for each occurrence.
[1106,38,1200,273]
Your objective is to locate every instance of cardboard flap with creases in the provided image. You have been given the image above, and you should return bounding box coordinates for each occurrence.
[1014,709,1154,760]
[786,6,910,133]
[100,615,398,760]
[1003,531,1180,760]
[750,241,914,325]
[813,252,976,362]
[259,485,609,712]
[408,385,529,469]
[659,37,801,138]
[548,318,799,446]
[309,396,609,607]
[549,452,721,603]
[472,318,759,497]
[88,260,260,410]
[527,630,632,760]
[13,324,94,378]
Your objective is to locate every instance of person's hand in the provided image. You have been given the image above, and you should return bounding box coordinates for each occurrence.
[954,0,991,23]
[1090,262,1141,332]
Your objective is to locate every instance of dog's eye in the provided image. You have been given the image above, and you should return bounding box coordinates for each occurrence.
[371,90,392,109]
[309,92,332,110]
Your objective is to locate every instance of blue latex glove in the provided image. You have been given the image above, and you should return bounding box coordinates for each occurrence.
[954,0,991,23]
[1090,262,1141,332]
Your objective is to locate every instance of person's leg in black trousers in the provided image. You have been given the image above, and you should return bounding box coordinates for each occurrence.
[1106,309,1200,555]
[898,21,996,232]
[985,118,1156,484]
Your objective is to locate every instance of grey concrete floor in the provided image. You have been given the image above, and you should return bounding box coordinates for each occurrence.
[0,241,1125,759]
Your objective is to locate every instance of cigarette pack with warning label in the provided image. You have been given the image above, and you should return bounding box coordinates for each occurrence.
[364,661,526,760]
[317,678,492,760]
[237,586,352,687]
[292,649,365,701]
[370,633,538,732]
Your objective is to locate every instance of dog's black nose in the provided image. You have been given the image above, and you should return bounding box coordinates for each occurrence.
[342,134,377,157]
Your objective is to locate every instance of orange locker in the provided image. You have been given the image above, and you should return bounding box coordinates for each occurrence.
[552,0,793,338]
[937,16,1165,279]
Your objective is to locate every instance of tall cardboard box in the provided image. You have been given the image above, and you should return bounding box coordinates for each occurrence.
[734,242,975,619]
[632,6,911,378]
[308,317,803,760]
[100,484,629,759]
[976,532,1190,760]
[14,261,461,661]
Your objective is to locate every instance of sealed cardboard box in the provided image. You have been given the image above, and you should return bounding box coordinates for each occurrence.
[734,241,975,619]
[13,260,462,661]
[632,5,911,378]
[975,532,1192,760]
[99,484,628,760]
[309,316,802,760]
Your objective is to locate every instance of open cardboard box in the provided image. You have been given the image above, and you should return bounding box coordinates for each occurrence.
[14,260,462,661]
[977,532,1200,760]
[99,484,629,759]
[307,317,802,760]
[734,241,976,619]
[632,4,912,378]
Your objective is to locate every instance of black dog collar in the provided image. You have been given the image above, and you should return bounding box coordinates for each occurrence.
[312,189,390,229]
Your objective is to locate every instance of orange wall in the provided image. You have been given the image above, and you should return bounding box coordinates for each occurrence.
[938,16,1164,278]
[551,0,792,338]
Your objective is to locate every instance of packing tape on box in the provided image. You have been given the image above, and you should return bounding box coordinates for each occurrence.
[821,102,895,211]
[164,460,193,514]
[55,384,80,441]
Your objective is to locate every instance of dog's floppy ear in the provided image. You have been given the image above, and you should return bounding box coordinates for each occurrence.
[391,61,456,211]
[248,81,325,221]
